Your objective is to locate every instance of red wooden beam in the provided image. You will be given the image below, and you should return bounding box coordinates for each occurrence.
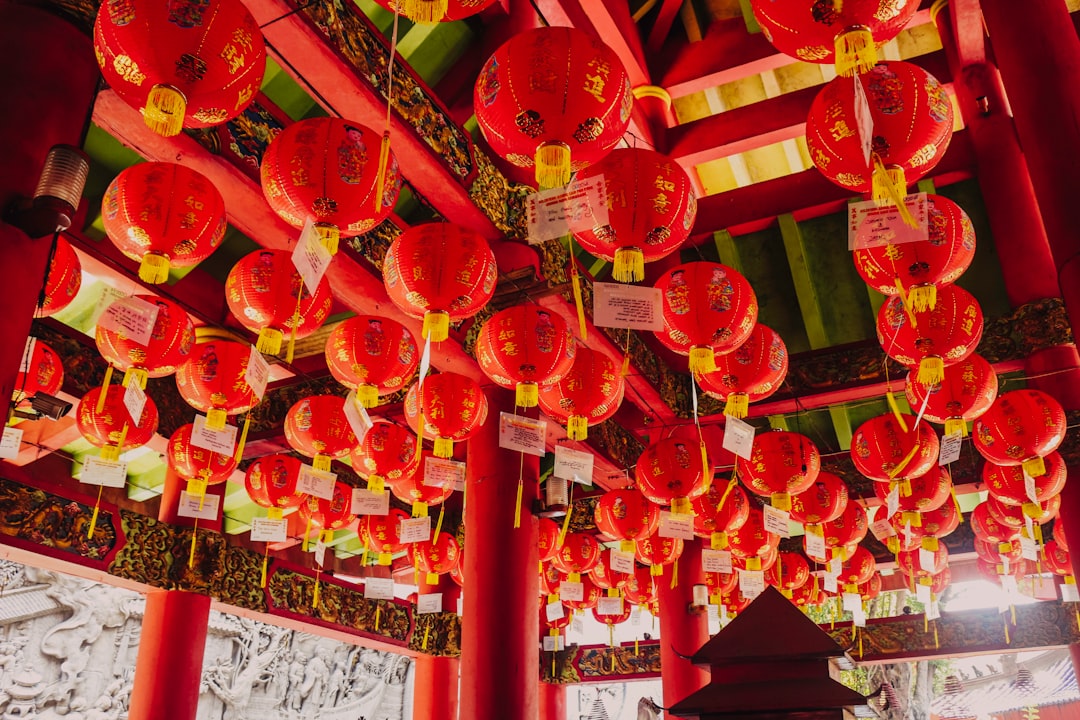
[947,0,986,66]
[646,0,686,55]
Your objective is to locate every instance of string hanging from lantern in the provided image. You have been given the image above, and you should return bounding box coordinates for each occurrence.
[374,9,401,213]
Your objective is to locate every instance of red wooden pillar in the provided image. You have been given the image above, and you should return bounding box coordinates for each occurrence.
[0,2,98,408]
[537,681,566,720]
[460,387,540,720]
[656,540,709,708]
[414,576,461,720]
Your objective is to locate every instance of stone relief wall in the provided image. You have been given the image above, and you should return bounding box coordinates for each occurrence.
[0,560,410,720]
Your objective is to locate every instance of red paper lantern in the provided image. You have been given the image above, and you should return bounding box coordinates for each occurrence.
[261,118,400,254]
[361,508,411,565]
[751,0,920,75]
[917,499,960,541]
[538,518,561,563]
[476,305,575,408]
[102,162,226,283]
[699,323,788,419]
[987,494,1060,529]
[976,557,1031,584]
[984,451,1066,509]
[635,437,708,509]
[326,316,419,407]
[591,550,629,590]
[838,545,877,586]
[539,562,562,597]
[727,508,779,559]
[872,465,951,514]
[807,61,953,204]
[1043,540,1072,577]
[594,488,660,542]
[705,569,738,599]
[474,26,632,188]
[860,573,884,601]
[349,422,420,487]
[562,573,602,612]
[167,423,236,485]
[877,284,983,385]
[552,532,601,575]
[389,456,455,516]
[225,249,332,357]
[790,471,848,526]
[905,354,997,436]
[572,148,696,282]
[692,481,750,541]
[538,347,624,440]
[407,532,461,582]
[851,414,939,482]
[76,385,159,460]
[634,536,683,573]
[974,537,1021,565]
[592,599,632,626]
[622,565,655,606]
[733,545,778,573]
[737,431,821,510]
[973,390,1067,477]
[284,395,358,471]
[790,577,826,607]
[244,454,305,509]
[13,340,64,404]
[765,551,810,591]
[971,502,1021,546]
[654,262,758,374]
[41,236,81,316]
[382,223,497,343]
[821,502,868,552]
[175,336,259,430]
[928,567,951,596]
[96,295,194,388]
[898,544,949,578]
[1057,516,1071,553]
[854,194,976,312]
[94,0,265,136]
[299,481,355,532]
[371,0,496,23]
[403,372,488,458]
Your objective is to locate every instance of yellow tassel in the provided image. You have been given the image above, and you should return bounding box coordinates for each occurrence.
[613,247,645,283]
[933,620,939,649]
[188,520,198,569]
[567,416,588,441]
[724,393,749,419]
[426,571,439,585]
[315,223,339,256]
[570,263,588,341]
[858,627,864,659]
[422,311,450,343]
[234,414,251,463]
[746,556,761,571]
[670,497,692,515]
[413,501,428,518]
[261,546,269,588]
[999,541,1014,554]
[400,0,449,23]
[885,391,909,432]
[414,418,424,464]
[286,289,304,364]
[143,84,186,137]
[206,408,227,431]
[1023,456,1046,478]
[302,514,312,553]
[87,485,103,539]
[433,504,445,538]
[514,477,523,529]
[921,536,939,552]
[313,576,321,610]
[96,366,113,414]
[1004,617,1010,644]
[123,367,148,391]
[620,540,635,553]
[716,476,738,513]
[635,639,639,656]
[700,441,711,491]
[951,488,964,523]
[887,438,921,480]
[378,552,392,565]
[313,454,332,472]
[771,492,791,512]
[650,564,662,577]
[835,26,876,77]
[516,382,539,408]
[1022,502,1042,519]
[422,622,430,650]
[622,329,632,377]
[908,285,937,313]
[670,557,678,589]
[945,418,967,437]
[138,253,171,284]
[434,437,454,458]
[374,131,392,213]
[375,604,381,631]
[357,384,379,409]
[902,511,922,528]
[368,475,385,495]
[872,157,918,229]
[917,356,945,386]
[688,346,716,374]
[535,141,571,190]
[256,328,283,356]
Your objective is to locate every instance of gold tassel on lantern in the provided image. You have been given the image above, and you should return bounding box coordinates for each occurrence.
[908,285,938,313]
[886,389,910,432]
[234,414,251,463]
[399,0,449,23]
[315,223,339,256]
[122,367,148,391]
[535,141,571,190]
[613,247,645,283]
[206,408,228,432]
[423,311,450,343]
[944,418,967,437]
[256,328,283,356]
[87,485,104,540]
[1022,456,1046,478]
[724,392,749,419]
[144,84,186,137]
[872,157,918,229]
[771,492,791,512]
[516,382,539,408]
[917,356,945,386]
[374,132,393,214]
[138,253,171,284]
[688,346,716,374]
[834,26,876,77]
[567,415,588,441]
[96,365,113,413]
[434,437,454,458]
[357,384,379,409]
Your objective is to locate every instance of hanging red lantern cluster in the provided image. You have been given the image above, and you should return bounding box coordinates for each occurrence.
[699,323,788,419]
[244,454,305,510]
[77,385,159,461]
[474,26,633,189]
[594,488,660,544]
[572,148,697,282]
[102,162,227,284]
[765,551,810,595]
[326,316,419,408]
[41,236,82,316]
[284,395,358,472]
[850,413,938,483]
[371,0,496,23]
[361,508,411,565]
[692,481,750,545]
[552,532,601,575]
[403,372,488,458]
[382,223,498,343]
[476,305,575,408]
[984,451,1066,520]
[300,481,355,536]
[905,354,997,437]
[176,335,259,430]
[13,340,64,404]
[167,423,236,486]
[389,452,455,517]
[728,507,780,561]
[94,0,266,137]
[349,422,420,489]
[816,502,868,559]
[407,531,461,585]
[737,430,821,511]
[538,347,623,441]
[790,471,848,531]
[636,437,708,512]
[96,295,194,389]
[974,390,1067,478]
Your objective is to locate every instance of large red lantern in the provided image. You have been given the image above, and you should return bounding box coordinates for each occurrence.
[225,249,332,358]
[737,431,821,510]
[623,565,656,606]
[692,481,750,541]
[361,508,411,565]
[389,457,455,516]
[1043,541,1072,577]
[705,568,738,599]
[898,544,949,578]
[76,385,159,460]
[734,544,778,573]
[974,537,1021,565]
[820,502,868,553]
[838,545,877,586]
[96,295,194,388]
[591,550,630,590]
[854,194,976,312]
[877,281,983,386]
[94,0,265,137]
[592,599,632,627]
[987,494,1060,529]
[326,316,419,407]
[654,262,758,374]
[918,499,960,543]
[476,305,575,408]
[41,236,81,316]
[905,354,997,436]
[244,454,305,509]
[789,471,848,526]
[13,340,64,404]
[538,518,561,563]
[474,26,632,188]
[284,395,358,472]
[407,532,461,584]
[973,390,1067,477]
[751,0,920,76]
[971,502,1021,548]
[872,465,951,514]
[699,324,788,419]
[634,536,683,574]
[562,573,602,612]
[635,437,708,510]
[382,223,498,343]
[984,452,1066,511]
[167,423,236,485]
[850,414,939,482]
[1057,516,1071,553]
[790,577,826,608]
[261,118,400,254]
[371,0,497,23]
[538,347,623,441]
[594,488,660,542]
[349,422,420,488]
[572,148,696,282]
[175,336,259,430]
[403,372,488,457]
[727,508,779,559]
[551,532,601,575]
[102,163,226,283]
[298,482,355,532]
[539,562,563,597]
[765,552,810,591]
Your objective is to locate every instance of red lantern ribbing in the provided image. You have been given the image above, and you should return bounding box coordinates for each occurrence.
[102,163,226,283]
[905,354,998,436]
[175,336,259,430]
[594,488,660,544]
[40,236,81,316]
[93,0,266,137]
[973,389,1067,478]
[635,437,709,512]
[727,508,779,560]
[572,148,697,282]
[474,27,633,189]
[551,532,600,576]
[96,295,194,389]
[167,424,236,486]
[851,413,939,482]
[634,536,683,575]
[692,481,750,542]
[382,223,497,342]
[765,552,810,592]
[350,422,420,490]
[984,451,1067,513]
[407,532,461,585]
[284,395,358,472]
[737,431,821,511]
[244,454,305,510]
[299,482,355,533]
[76,385,159,461]
[326,316,419,408]
[699,323,788,419]
[476,305,575,408]
[403,372,488,458]
[361,508,411,565]
[538,347,623,441]
[790,471,849,526]
[390,456,455,517]
[654,262,758,374]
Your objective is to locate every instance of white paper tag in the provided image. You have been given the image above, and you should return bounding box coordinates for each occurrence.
[1024,513,1035,541]
[90,286,127,328]
[364,577,394,601]
[939,431,963,466]
[852,73,874,168]
[297,465,336,501]
[18,338,36,374]
[559,580,584,602]
[554,445,594,485]
[719,604,730,626]
[927,599,941,621]
[610,549,635,574]
[598,596,624,616]
[1062,583,1080,603]
[123,374,147,426]
[498,413,547,457]
[847,195,929,251]
[659,511,695,540]
[98,295,160,346]
[842,592,862,613]
[824,573,838,594]
[763,505,791,538]
[190,414,237,455]
[829,557,843,577]
[545,599,565,622]
[852,604,867,627]
[0,427,23,460]
[424,456,466,490]
[886,485,900,520]
[343,391,374,442]
[1031,575,1057,601]
[869,518,897,541]
[630,606,642,626]
[250,517,288,543]
[177,490,220,520]
[916,581,932,605]
[81,455,128,488]
[292,219,333,295]
[351,488,390,516]
[805,532,827,561]
[1019,535,1038,561]
[245,344,271,400]
[1024,469,1039,504]
[919,547,936,573]
[542,635,565,652]
[722,416,755,460]
[526,176,609,244]
[702,549,732,574]
[417,592,443,615]
[399,516,432,544]
[592,282,664,331]
[314,532,328,567]
[739,569,765,599]
[1001,575,1019,597]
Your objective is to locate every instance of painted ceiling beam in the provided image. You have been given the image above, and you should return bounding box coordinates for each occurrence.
[947,0,987,66]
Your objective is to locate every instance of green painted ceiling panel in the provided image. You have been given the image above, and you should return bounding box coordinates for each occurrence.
[936,179,1012,319]
[730,225,812,354]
